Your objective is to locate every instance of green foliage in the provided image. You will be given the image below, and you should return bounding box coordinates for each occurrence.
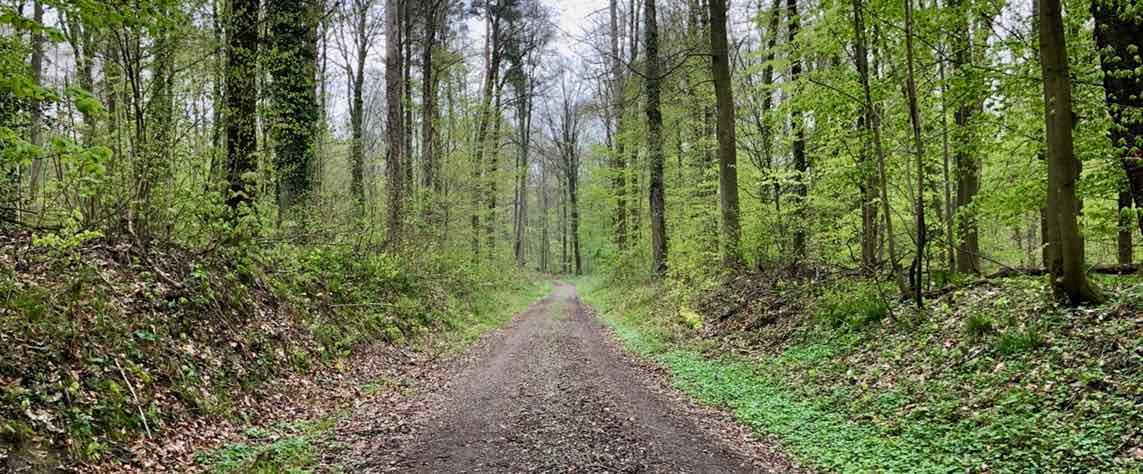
[964,313,996,339]
[580,276,1143,473]
[996,325,1044,355]
[815,283,889,329]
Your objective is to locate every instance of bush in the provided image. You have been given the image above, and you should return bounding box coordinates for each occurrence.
[996,326,1044,355]
[964,313,995,339]
[815,283,889,329]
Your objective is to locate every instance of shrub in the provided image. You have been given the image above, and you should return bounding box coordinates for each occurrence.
[964,313,995,339]
[996,326,1044,355]
[815,283,889,330]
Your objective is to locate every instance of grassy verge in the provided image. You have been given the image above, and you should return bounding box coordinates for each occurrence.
[574,274,1142,474]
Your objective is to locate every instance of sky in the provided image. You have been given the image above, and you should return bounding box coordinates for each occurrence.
[548,0,609,55]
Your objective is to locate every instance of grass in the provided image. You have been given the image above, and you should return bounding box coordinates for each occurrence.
[575,274,1142,474]
[195,418,334,474]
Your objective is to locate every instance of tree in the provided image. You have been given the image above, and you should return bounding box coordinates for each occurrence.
[1039,0,1103,304]
[951,0,982,274]
[385,0,405,247]
[708,0,741,267]
[337,0,382,205]
[1092,0,1143,238]
[268,0,320,217]
[854,0,905,292]
[787,0,808,260]
[609,0,628,252]
[226,0,260,215]
[903,0,927,306]
[646,0,667,276]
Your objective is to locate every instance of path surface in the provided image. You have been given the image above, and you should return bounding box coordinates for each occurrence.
[327,282,802,473]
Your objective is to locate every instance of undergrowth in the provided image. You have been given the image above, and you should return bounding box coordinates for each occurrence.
[0,233,546,466]
[576,273,1143,473]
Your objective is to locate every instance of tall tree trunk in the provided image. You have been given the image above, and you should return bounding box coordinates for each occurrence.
[422,0,445,221]
[709,0,742,267]
[349,0,368,204]
[852,0,878,272]
[855,0,905,292]
[541,150,550,272]
[757,0,782,261]
[384,0,405,247]
[487,84,503,254]
[903,0,927,305]
[788,0,808,260]
[226,0,260,215]
[268,0,320,216]
[473,9,502,256]
[1039,0,1103,304]
[610,0,629,252]
[25,0,45,215]
[646,0,668,276]
[952,0,982,274]
[402,0,414,191]
[1092,0,1143,238]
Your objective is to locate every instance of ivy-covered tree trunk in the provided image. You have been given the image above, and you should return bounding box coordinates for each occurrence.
[645,0,668,276]
[268,0,320,217]
[610,0,628,252]
[1092,0,1143,238]
[1039,0,1103,305]
[709,0,741,268]
[225,0,260,214]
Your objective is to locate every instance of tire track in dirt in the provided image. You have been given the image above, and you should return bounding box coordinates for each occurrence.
[328,281,804,473]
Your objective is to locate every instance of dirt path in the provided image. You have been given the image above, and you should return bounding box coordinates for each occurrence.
[325,282,803,473]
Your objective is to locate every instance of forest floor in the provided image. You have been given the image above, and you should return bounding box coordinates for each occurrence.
[314,281,804,473]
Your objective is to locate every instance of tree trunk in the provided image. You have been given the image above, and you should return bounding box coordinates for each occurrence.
[854,0,906,292]
[646,0,668,276]
[788,0,808,260]
[610,0,629,252]
[709,0,742,267]
[268,0,320,216]
[852,0,878,273]
[1092,0,1143,238]
[903,0,926,306]
[226,0,260,215]
[1038,0,1103,305]
[349,1,368,204]
[384,0,405,247]
[952,0,982,274]
[24,0,45,215]
[1118,190,1133,264]
[422,0,445,221]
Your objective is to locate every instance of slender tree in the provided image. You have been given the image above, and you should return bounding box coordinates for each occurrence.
[903,0,927,305]
[788,0,808,260]
[646,0,668,276]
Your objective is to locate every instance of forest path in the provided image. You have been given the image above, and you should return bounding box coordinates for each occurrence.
[324,281,803,473]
